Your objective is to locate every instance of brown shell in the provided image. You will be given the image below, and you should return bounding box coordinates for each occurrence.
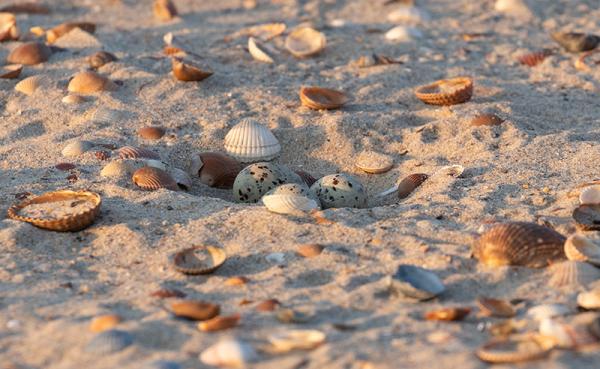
[472,222,566,268]
[138,126,166,140]
[299,87,348,110]
[153,0,178,21]
[172,59,212,82]
[551,32,600,53]
[197,314,241,332]
[297,243,324,258]
[0,3,50,14]
[398,173,429,199]
[0,13,18,42]
[477,297,516,318]
[7,190,101,232]
[7,42,52,65]
[170,300,220,321]
[87,51,117,69]
[414,77,473,105]
[132,166,179,191]
[470,113,504,127]
[172,245,227,275]
[47,22,96,43]
[424,307,471,321]
[294,169,317,187]
[256,299,280,312]
[0,64,22,79]
[517,49,553,67]
[573,205,600,231]
[195,152,242,189]
[118,146,160,160]
[68,71,117,93]
[476,336,552,364]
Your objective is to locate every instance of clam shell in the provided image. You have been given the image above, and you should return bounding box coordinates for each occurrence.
[385,25,423,42]
[267,329,326,352]
[388,264,445,300]
[172,245,227,275]
[573,205,600,231]
[564,235,600,265]
[7,42,51,65]
[355,151,393,174]
[470,113,504,127]
[0,64,22,79]
[415,77,473,105]
[132,166,179,191]
[153,0,178,21]
[548,261,600,289]
[579,185,600,205]
[527,304,573,321]
[190,152,242,188]
[0,13,18,42]
[397,173,429,198]
[296,243,324,258]
[518,49,553,67]
[90,314,122,333]
[14,75,46,96]
[62,94,87,104]
[46,22,95,43]
[170,300,220,321]
[172,59,212,82]
[7,190,101,232]
[248,37,274,63]
[299,86,348,110]
[118,146,160,160]
[539,318,597,349]
[285,27,326,58]
[68,71,117,93]
[577,290,600,310]
[423,307,471,321]
[87,51,117,69]
[223,119,281,162]
[170,167,192,191]
[138,126,166,140]
[85,329,133,354]
[199,339,257,368]
[262,194,320,216]
[472,222,566,268]
[197,314,241,332]
[100,160,134,178]
[477,297,516,318]
[62,140,94,157]
[551,32,600,53]
[475,335,552,363]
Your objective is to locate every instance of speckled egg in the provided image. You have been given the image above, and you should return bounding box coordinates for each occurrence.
[233,162,303,203]
[310,173,367,209]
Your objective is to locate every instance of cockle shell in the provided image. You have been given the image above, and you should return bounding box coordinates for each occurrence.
[118,146,160,160]
[248,37,274,63]
[539,318,598,349]
[132,166,179,191]
[547,261,600,289]
[470,113,504,127]
[90,314,122,333]
[309,173,367,209]
[199,338,258,368]
[7,42,51,65]
[262,194,320,216]
[0,12,19,42]
[577,290,600,310]
[87,51,117,69]
[172,58,212,81]
[551,32,600,53]
[564,235,600,265]
[285,27,326,58]
[62,94,87,104]
[172,245,227,275]
[62,140,94,157]
[197,314,241,332]
[415,77,473,105]
[223,119,281,162]
[153,0,178,21]
[233,162,302,203]
[475,335,552,364]
[385,25,423,42]
[170,300,220,321]
[0,64,22,79]
[299,86,348,110]
[138,126,166,140]
[397,173,429,198]
[14,75,46,96]
[472,222,566,268]
[85,329,133,354]
[46,22,95,43]
[170,167,192,191]
[579,185,600,205]
[190,152,242,189]
[267,329,326,352]
[68,71,117,93]
[388,264,445,300]
[100,160,134,178]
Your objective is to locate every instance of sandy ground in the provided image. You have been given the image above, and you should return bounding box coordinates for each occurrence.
[2,0,600,368]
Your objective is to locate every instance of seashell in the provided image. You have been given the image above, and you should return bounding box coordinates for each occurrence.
[170,167,192,191]
[7,42,52,65]
[397,173,429,198]
[138,126,166,140]
[267,329,326,352]
[296,243,324,258]
[256,299,280,312]
[190,152,242,189]
[87,51,117,69]
[85,329,133,354]
[197,314,241,332]
[150,288,186,299]
[423,307,471,321]
[351,53,403,68]
[14,75,46,96]
[470,113,504,127]
[170,300,220,321]
[0,3,50,14]
[262,194,320,216]
[62,94,87,104]
[385,25,423,42]
[477,297,516,318]
[144,360,181,369]
[62,140,94,157]
[436,164,464,177]
[299,86,348,110]
[0,12,18,42]
[90,314,122,333]
[564,235,600,265]
[577,290,600,310]
[46,22,95,43]
[355,151,393,174]
[517,49,553,67]
[153,0,178,21]
[55,162,76,171]
[233,23,286,42]
[118,146,160,160]
[92,107,120,123]
[579,185,600,205]
[527,304,573,321]
[172,245,227,275]
[224,276,249,286]
[68,71,117,93]
[7,190,101,232]
[387,5,430,23]
[472,222,566,268]
[388,264,445,300]
[539,318,597,349]
[172,59,212,82]
[494,0,532,19]
[248,37,274,63]
[100,160,134,178]
[575,50,600,71]
[132,166,179,191]
[224,120,281,162]
[309,173,367,209]
[415,77,473,105]
[294,169,317,187]
[551,32,600,53]
[573,204,600,231]
[0,64,22,79]
[547,261,600,289]
[199,338,258,368]
[476,335,552,363]
[276,308,313,323]
[285,27,326,58]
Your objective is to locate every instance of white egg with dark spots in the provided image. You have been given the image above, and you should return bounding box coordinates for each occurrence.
[309,173,367,209]
[233,162,303,203]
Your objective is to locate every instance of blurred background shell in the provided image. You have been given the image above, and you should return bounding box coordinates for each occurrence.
[7,42,51,65]
[262,194,320,216]
[285,27,326,58]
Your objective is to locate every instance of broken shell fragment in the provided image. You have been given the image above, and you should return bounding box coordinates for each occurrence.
[517,49,553,67]
[573,205,600,231]
[285,27,326,58]
[190,152,242,189]
[472,222,566,267]
[68,71,117,93]
[397,173,429,199]
[267,329,326,352]
[199,338,258,368]
[248,37,274,63]
[262,194,320,216]
[579,185,600,205]
[355,151,393,174]
[46,22,95,43]
[476,335,552,363]
[564,235,600,265]
[153,0,178,21]
[132,166,179,191]
[138,126,166,140]
[424,307,471,321]
[224,119,281,162]
[7,42,52,65]
[197,314,241,332]
[87,51,117,69]
[470,113,504,127]
[551,32,600,53]
[172,245,227,275]
[388,264,445,300]
[0,64,22,79]
[170,300,220,321]
[14,75,46,96]
[547,261,600,289]
[299,86,348,110]
[90,314,122,333]
[172,59,212,82]
[477,297,516,318]
[118,146,160,160]
[415,77,473,105]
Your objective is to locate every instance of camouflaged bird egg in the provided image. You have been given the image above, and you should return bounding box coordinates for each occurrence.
[309,173,367,209]
[233,162,303,203]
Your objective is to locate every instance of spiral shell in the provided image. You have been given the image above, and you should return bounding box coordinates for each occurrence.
[68,71,117,93]
[262,194,320,216]
[132,166,178,191]
[87,51,117,69]
[170,300,220,321]
[199,339,257,368]
[248,37,274,63]
[62,140,94,157]
[223,119,281,162]
[153,0,177,21]
[551,32,600,53]
[548,261,600,289]
[190,152,242,189]
[85,329,133,354]
[285,27,326,58]
[118,146,160,160]
[138,126,166,140]
[564,235,600,265]
[197,314,241,332]
[14,75,46,96]
[172,246,227,275]
[100,160,134,178]
[46,22,95,43]
[299,86,348,110]
[0,64,22,79]
[415,77,473,105]
[397,173,429,199]
[172,59,212,82]
[7,42,51,65]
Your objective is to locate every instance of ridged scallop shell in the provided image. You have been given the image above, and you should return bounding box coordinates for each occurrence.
[262,194,320,216]
[199,339,257,368]
[577,290,600,309]
[68,71,117,93]
[573,205,600,231]
[172,59,212,82]
[472,222,566,268]
[153,0,178,21]
[190,152,242,189]
[285,27,326,58]
[100,160,134,178]
[223,119,281,162]
[398,173,429,198]
[118,146,160,160]
[477,297,516,317]
[475,335,552,364]
[294,169,317,187]
[579,185,600,205]
[85,329,133,354]
[172,246,227,275]
[7,42,51,65]
[539,318,597,349]
[132,166,178,191]
[46,22,95,43]
[170,300,220,321]
[424,307,471,321]
[355,151,393,174]
[267,330,326,352]
[564,235,600,265]
[90,314,122,333]
[299,86,348,110]
[385,25,423,42]
[551,32,600,53]
[548,261,600,289]
[62,140,94,157]
[248,37,274,63]
[170,167,192,191]
[388,264,445,300]
[138,126,166,140]
[197,314,241,332]
[7,190,101,232]
[92,107,120,123]
[470,113,504,126]
[0,64,22,79]
[62,94,87,104]
[518,49,553,67]
[87,51,117,69]
[415,77,473,105]
[14,75,46,96]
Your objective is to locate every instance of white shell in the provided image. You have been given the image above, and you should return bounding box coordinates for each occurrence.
[435,164,465,177]
[145,160,168,171]
[62,94,87,104]
[248,37,274,63]
[199,339,257,368]
[62,140,94,157]
[577,290,600,310]
[262,194,320,216]
[548,261,600,289]
[170,167,192,190]
[527,304,573,321]
[387,6,430,23]
[385,26,423,42]
[223,119,281,162]
[539,318,597,349]
[564,235,600,265]
[100,160,134,178]
[580,186,600,205]
[268,329,326,352]
[15,75,46,96]
[494,0,532,18]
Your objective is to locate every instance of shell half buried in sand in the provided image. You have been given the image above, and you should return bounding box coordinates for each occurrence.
[172,245,227,275]
[68,71,117,94]
[190,152,242,189]
[14,75,47,96]
[223,119,281,162]
[248,37,274,63]
[132,166,179,191]
[267,329,326,352]
[415,77,473,105]
[262,194,320,216]
[299,86,348,110]
[7,190,101,232]
[476,334,553,364]
[564,234,600,265]
[285,27,326,58]
[573,204,600,231]
[355,150,393,174]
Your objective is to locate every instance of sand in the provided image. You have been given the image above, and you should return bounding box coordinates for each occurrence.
[1,0,600,368]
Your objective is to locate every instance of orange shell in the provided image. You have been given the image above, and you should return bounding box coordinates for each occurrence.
[138,126,166,140]
[197,314,241,332]
[470,113,504,127]
[153,0,177,21]
[299,86,348,110]
[414,77,473,106]
[170,300,220,321]
[172,246,227,275]
[0,64,22,79]
[424,307,471,321]
[68,71,117,93]
[172,59,212,82]
[7,42,52,65]
[517,50,553,67]
[132,166,179,191]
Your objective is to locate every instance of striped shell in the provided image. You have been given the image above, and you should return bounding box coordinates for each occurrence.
[309,173,367,209]
[517,49,552,67]
[551,32,600,53]
[87,51,117,69]
[138,126,166,140]
[415,77,473,105]
[62,94,87,104]
[197,314,241,332]
[7,190,101,232]
[100,161,134,178]
[68,71,117,93]
[7,42,52,65]
[398,173,429,199]
[118,146,160,160]
[573,205,600,231]
[132,166,178,191]
[223,119,281,162]
[46,22,95,43]
[170,300,219,321]
[153,0,178,21]
[170,167,192,191]
[190,152,242,189]
[579,185,600,205]
[172,246,227,275]
[15,75,46,96]
[62,140,94,157]
[299,87,348,110]
[355,151,393,174]
[294,169,317,187]
[285,27,326,58]
[248,37,274,63]
[85,329,133,354]
[267,329,326,352]
[200,339,257,368]
[470,113,504,127]
[388,264,445,300]
[564,235,600,265]
[262,194,320,216]
[472,222,566,268]
[172,59,212,82]
[475,335,551,364]
[0,64,22,79]
[548,261,600,289]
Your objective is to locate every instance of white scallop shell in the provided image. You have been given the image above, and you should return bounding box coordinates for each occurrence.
[170,167,192,191]
[387,6,430,23]
[15,75,46,96]
[248,37,274,63]
[62,140,94,157]
[267,329,326,352]
[385,25,423,42]
[262,194,320,216]
[100,160,134,178]
[548,261,600,289]
[527,304,573,321]
[564,235,600,266]
[223,119,281,162]
[580,185,600,205]
[577,290,600,310]
[199,339,257,368]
